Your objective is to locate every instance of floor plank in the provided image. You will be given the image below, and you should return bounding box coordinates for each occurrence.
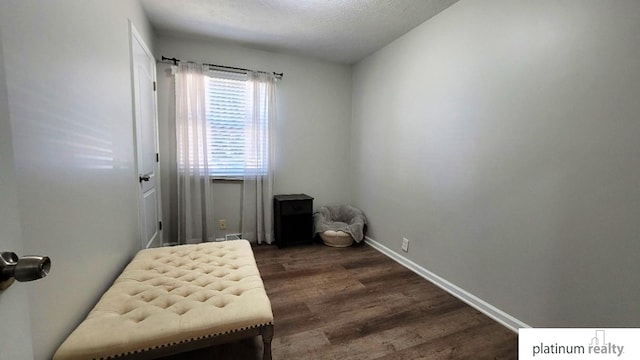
[166,242,518,359]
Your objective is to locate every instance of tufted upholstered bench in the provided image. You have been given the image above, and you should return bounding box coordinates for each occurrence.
[54,240,274,359]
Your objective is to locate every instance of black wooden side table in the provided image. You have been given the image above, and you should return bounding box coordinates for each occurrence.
[273,194,314,248]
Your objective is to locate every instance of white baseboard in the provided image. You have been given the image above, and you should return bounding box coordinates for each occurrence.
[365,236,529,333]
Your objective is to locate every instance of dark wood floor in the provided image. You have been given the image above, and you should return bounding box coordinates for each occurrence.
[167,242,517,359]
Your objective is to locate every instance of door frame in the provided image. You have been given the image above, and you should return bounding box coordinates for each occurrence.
[129,22,163,249]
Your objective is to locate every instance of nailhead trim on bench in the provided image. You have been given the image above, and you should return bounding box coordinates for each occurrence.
[96,321,274,359]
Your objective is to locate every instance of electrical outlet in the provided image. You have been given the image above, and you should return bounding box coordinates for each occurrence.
[218,219,227,230]
[401,237,409,252]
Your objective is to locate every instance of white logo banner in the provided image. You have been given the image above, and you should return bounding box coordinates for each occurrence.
[519,328,640,359]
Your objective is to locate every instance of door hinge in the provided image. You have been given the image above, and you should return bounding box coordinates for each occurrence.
[153,81,157,91]
[156,153,159,162]
[158,221,162,231]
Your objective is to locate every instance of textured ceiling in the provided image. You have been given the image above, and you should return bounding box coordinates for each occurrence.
[140,0,459,64]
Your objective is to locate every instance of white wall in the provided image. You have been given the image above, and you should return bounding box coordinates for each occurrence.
[351,0,640,327]
[0,0,154,357]
[156,35,352,242]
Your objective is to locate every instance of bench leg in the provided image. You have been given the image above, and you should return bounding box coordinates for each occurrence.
[261,324,274,360]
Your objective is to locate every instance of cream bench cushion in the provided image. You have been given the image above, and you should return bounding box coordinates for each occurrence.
[54,240,273,359]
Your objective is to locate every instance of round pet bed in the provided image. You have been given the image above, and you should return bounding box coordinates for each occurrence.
[319,230,354,247]
[313,205,367,247]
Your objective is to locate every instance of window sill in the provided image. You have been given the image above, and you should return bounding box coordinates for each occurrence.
[211,177,243,182]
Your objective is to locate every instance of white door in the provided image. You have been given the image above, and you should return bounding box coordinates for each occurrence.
[0,32,34,358]
[131,24,162,249]
[0,126,33,360]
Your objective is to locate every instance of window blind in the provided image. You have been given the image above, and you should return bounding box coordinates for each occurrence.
[205,71,248,178]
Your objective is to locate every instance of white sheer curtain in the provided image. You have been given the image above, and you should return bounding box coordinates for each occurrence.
[174,62,214,244]
[241,72,277,244]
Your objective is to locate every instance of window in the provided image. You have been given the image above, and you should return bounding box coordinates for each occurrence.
[204,71,270,178]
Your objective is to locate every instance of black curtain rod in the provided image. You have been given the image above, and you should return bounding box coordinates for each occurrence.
[161,56,283,79]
